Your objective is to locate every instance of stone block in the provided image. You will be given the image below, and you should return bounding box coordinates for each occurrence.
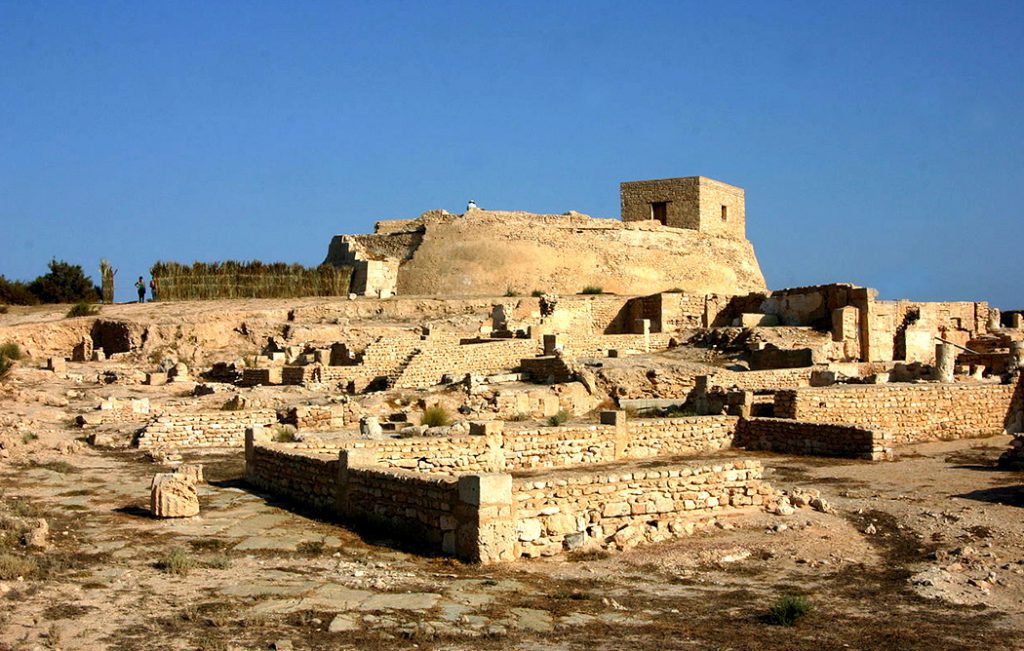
[150,473,199,518]
[458,473,512,506]
[47,357,66,374]
[469,420,504,436]
[339,448,377,469]
[599,410,627,427]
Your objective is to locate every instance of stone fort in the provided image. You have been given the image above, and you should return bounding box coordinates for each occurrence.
[324,176,764,298]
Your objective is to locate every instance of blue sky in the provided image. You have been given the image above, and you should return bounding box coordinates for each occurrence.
[2,1,1022,306]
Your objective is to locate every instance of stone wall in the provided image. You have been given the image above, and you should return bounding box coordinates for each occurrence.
[246,444,339,511]
[621,416,739,458]
[279,405,346,430]
[136,409,278,448]
[391,338,539,389]
[774,383,1017,444]
[512,459,770,557]
[736,417,892,460]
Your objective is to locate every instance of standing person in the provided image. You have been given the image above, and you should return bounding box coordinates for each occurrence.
[135,276,146,303]
[149,276,158,302]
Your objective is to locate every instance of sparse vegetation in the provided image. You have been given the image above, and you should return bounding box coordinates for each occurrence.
[421,405,453,428]
[547,409,570,426]
[766,594,811,626]
[155,547,196,575]
[0,553,37,580]
[20,432,36,444]
[580,286,604,295]
[0,343,22,361]
[272,425,297,443]
[150,260,352,301]
[663,407,697,418]
[509,412,531,422]
[297,540,325,555]
[203,554,232,569]
[66,301,99,318]
[504,286,520,297]
[530,289,545,297]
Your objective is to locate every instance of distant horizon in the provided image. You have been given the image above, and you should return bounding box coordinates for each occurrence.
[2,2,1022,307]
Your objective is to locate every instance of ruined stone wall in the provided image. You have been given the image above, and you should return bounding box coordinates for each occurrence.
[246,445,339,511]
[599,366,815,400]
[512,459,770,557]
[736,417,892,460]
[392,338,540,388]
[502,426,618,470]
[279,405,346,430]
[621,416,739,458]
[774,383,1016,444]
[344,436,501,474]
[136,409,278,448]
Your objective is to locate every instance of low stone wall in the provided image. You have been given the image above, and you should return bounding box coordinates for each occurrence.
[774,382,1017,444]
[345,435,501,474]
[392,339,539,389]
[622,415,738,458]
[245,443,339,511]
[503,425,618,470]
[512,459,772,558]
[736,417,892,460]
[136,409,278,448]
[279,405,346,430]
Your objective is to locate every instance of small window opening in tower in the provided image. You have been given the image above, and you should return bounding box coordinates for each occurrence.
[721,205,728,221]
[651,201,668,225]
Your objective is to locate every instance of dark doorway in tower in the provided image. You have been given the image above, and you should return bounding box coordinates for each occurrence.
[651,201,668,225]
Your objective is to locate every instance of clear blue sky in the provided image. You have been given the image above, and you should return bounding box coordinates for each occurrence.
[2,1,1022,306]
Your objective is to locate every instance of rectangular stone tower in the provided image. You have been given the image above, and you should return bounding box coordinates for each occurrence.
[620,176,746,239]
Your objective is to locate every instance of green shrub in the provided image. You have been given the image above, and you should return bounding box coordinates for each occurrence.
[203,554,232,570]
[530,289,545,298]
[0,343,22,361]
[546,410,569,427]
[66,302,99,318]
[664,407,697,418]
[0,276,39,306]
[504,286,519,297]
[28,260,100,304]
[421,405,452,428]
[580,286,604,295]
[155,547,195,575]
[272,425,297,443]
[766,595,811,626]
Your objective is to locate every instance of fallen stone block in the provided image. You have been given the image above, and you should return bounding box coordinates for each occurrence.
[150,473,199,518]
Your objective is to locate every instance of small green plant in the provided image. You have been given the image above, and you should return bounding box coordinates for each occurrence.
[421,405,452,428]
[0,343,22,361]
[65,302,99,318]
[0,553,37,580]
[20,432,38,444]
[580,286,604,295]
[203,554,232,570]
[766,595,811,626]
[509,412,531,422]
[546,409,569,427]
[272,425,297,442]
[530,289,545,298]
[663,407,697,418]
[155,547,195,575]
[503,286,519,297]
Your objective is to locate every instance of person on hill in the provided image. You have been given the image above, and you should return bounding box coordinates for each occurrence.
[135,276,146,303]
[149,277,158,302]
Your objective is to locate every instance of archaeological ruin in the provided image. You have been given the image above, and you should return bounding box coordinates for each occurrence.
[2,174,1022,647]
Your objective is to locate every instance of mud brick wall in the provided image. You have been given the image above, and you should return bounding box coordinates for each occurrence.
[502,425,618,470]
[136,409,278,448]
[736,417,892,460]
[774,383,1017,444]
[280,405,346,430]
[391,339,539,389]
[246,445,339,511]
[622,416,739,459]
[512,459,771,558]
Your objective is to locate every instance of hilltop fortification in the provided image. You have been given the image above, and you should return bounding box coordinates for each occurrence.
[324,176,767,297]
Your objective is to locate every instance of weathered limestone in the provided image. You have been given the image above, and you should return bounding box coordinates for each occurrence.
[150,473,199,518]
[935,342,956,382]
